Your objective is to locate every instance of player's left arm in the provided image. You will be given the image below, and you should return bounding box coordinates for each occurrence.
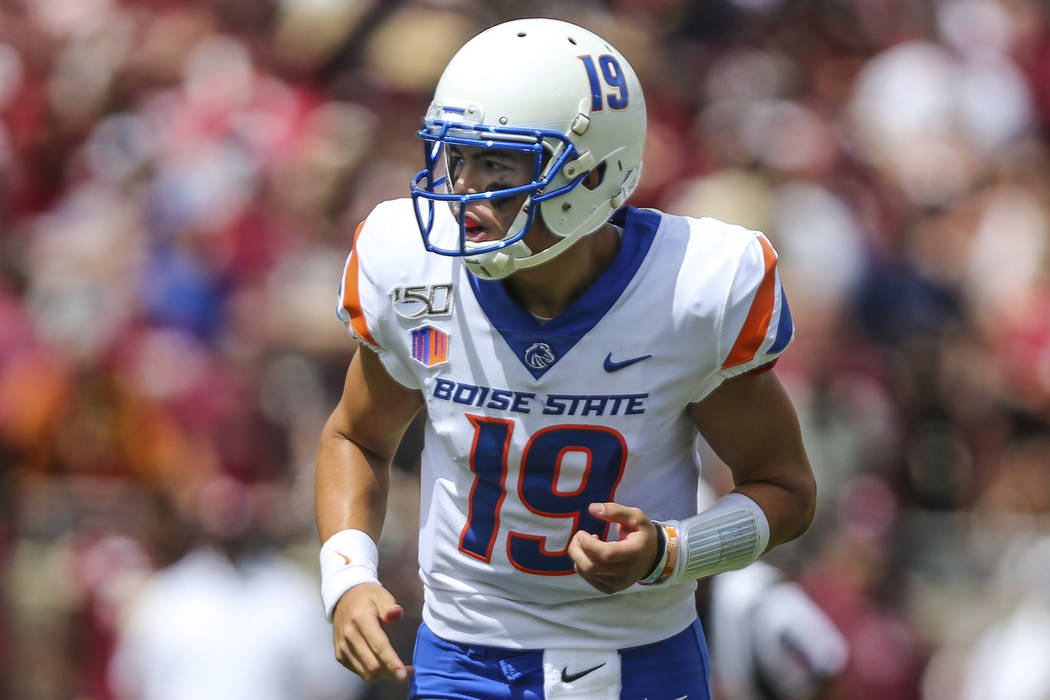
[570,368,814,594]
[686,367,815,550]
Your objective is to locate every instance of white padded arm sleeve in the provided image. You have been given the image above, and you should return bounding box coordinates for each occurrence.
[659,493,770,584]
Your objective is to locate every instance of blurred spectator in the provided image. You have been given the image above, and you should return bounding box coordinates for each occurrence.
[797,476,927,700]
[107,475,362,700]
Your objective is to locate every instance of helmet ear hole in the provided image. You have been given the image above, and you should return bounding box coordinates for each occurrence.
[582,163,607,191]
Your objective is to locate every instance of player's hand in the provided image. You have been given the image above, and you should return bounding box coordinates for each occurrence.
[331,582,413,682]
[569,502,660,594]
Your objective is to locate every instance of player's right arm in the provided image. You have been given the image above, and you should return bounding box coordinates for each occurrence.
[315,344,423,682]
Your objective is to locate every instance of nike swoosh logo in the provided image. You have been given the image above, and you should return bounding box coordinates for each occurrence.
[603,352,652,372]
[561,662,606,683]
[336,552,352,566]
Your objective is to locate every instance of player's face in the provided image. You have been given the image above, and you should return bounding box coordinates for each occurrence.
[447,145,534,244]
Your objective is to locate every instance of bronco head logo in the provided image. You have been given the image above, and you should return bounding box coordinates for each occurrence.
[523,342,556,370]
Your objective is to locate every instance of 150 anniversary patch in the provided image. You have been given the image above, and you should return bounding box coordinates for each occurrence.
[392,283,454,318]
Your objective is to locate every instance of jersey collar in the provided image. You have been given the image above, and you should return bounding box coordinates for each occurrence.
[467,206,659,379]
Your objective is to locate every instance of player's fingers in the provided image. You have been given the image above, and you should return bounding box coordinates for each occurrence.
[572,542,637,594]
[380,603,404,625]
[336,601,404,680]
[588,502,648,529]
[571,529,616,566]
[349,632,402,682]
[568,530,599,572]
[574,530,616,562]
[360,601,410,680]
[331,585,411,681]
[572,528,640,566]
[371,638,410,681]
[336,624,385,681]
[569,533,632,577]
[348,629,401,681]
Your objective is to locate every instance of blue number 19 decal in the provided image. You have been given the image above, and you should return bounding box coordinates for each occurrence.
[459,416,627,575]
[579,55,630,111]
[458,415,512,561]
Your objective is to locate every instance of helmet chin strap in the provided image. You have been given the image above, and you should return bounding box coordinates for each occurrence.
[465,239,532,280]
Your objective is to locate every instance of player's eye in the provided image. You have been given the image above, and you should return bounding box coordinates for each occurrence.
[448,155,466,179]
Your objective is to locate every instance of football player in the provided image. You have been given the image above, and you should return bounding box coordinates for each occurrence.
[316,17,816,699]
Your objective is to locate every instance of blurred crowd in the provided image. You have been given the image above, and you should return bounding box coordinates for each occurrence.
[1,0,1048,699]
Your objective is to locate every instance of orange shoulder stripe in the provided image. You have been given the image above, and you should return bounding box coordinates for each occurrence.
[340,219,377,346]
[722,236,777,369]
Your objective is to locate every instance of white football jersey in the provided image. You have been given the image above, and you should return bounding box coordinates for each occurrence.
[337,199,794,650]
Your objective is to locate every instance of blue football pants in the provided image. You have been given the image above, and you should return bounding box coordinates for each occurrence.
[409,617,711,700]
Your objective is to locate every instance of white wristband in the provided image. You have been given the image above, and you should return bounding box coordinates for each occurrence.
[320,529,380,621]
[662,492,770,585]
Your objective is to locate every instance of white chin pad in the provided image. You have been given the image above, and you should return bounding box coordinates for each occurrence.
[465,240,532,280]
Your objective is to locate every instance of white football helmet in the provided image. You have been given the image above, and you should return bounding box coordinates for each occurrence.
[411,18,647,280]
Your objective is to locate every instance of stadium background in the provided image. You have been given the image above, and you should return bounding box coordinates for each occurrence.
[1,0,1049,698]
